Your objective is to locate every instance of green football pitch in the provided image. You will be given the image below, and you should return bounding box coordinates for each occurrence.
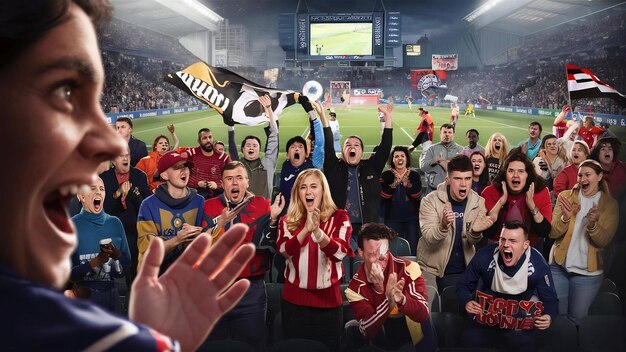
[310,23,372,56]
[132,105,626,170]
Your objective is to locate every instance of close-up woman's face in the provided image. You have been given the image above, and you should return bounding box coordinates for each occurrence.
[298,174,323,211]
[570,144,589,166]
[506,161,528,193]
[471,154,485,177]
[544,138,558,156]
[392,151,407,169]
[577,166,602,196]
[492,136,504,155]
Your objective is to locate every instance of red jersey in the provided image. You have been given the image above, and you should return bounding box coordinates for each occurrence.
[178,147,230,189]
[417,114,434,141]
[578,126,602,148]
[553,121,567,138]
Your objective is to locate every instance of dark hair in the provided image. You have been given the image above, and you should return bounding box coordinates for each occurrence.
[222,161,248,177]
[448,154,472,174]
[590,137,621,163]
[152,134,170,151]
[540,134,557,149]
[344,135,364,150]
[388,146,411,169]
[358,223,397,249]
[469,151,490,187]
[0,0,113,68]
[286,136,308,153]
[241,135,262,151]
[466,129,479,137]
[492,147,547,193]
[502,220,529,239]
[116,117,133,129]
[440,123,455,132]
[197,128,211,141]
[529,121,543,133]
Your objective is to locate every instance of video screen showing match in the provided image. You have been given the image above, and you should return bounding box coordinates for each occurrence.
[310,22,373,56]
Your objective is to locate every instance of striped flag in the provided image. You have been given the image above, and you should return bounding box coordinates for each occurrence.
[567,64,626,105]
[165,62,298,126]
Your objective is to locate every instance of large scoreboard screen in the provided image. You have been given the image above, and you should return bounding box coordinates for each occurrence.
[309,22,373,56]
[280,12,398,61]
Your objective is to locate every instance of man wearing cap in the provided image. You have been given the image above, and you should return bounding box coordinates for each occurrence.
[71,177,131,311]
[136,151,205,274]
[202,161,284,350]
[408,107,434,153]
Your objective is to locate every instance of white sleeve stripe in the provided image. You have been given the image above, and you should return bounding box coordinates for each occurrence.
[361,299,389,329]
[83,322,140,352]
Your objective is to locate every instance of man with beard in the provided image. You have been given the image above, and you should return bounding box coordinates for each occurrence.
[323,104,394,249]
[228,95,279,199]
[457,221,557,352]
[181,128,230,199]
[202,161,284,350]
[420,124,464,195]
[100,145,150,283]
[137,151,205,274]
[519,121,543,161]
[71,177,131,311]
[463,129,485,157]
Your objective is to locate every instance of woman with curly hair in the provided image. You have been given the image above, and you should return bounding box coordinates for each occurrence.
[485,132,510,182]
[276,169,353,351]
[380,146,422,255]
[481,148,553,253]
[549,159,618,325]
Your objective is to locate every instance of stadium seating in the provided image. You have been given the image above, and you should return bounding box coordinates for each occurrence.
[588,291,623,316]
[390,236,411,257]
[578,315,626,352]
[534,316,578,352]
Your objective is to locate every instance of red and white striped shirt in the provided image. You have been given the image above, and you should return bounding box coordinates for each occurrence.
[277,209,353,308]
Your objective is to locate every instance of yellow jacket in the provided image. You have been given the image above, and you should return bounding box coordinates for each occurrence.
[549,187,618,272]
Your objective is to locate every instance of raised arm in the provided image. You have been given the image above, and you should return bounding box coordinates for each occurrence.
[228,126,239,161]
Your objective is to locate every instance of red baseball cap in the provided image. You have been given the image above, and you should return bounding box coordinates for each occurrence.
[157,151,189,174]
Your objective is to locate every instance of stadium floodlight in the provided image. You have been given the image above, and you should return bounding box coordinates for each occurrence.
[180,0,222,22]
[155,0,223,25]
[463,0,505,23]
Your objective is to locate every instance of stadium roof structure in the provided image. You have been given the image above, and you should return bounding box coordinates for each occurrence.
[111,0,223,38]
[463,0,624,36]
